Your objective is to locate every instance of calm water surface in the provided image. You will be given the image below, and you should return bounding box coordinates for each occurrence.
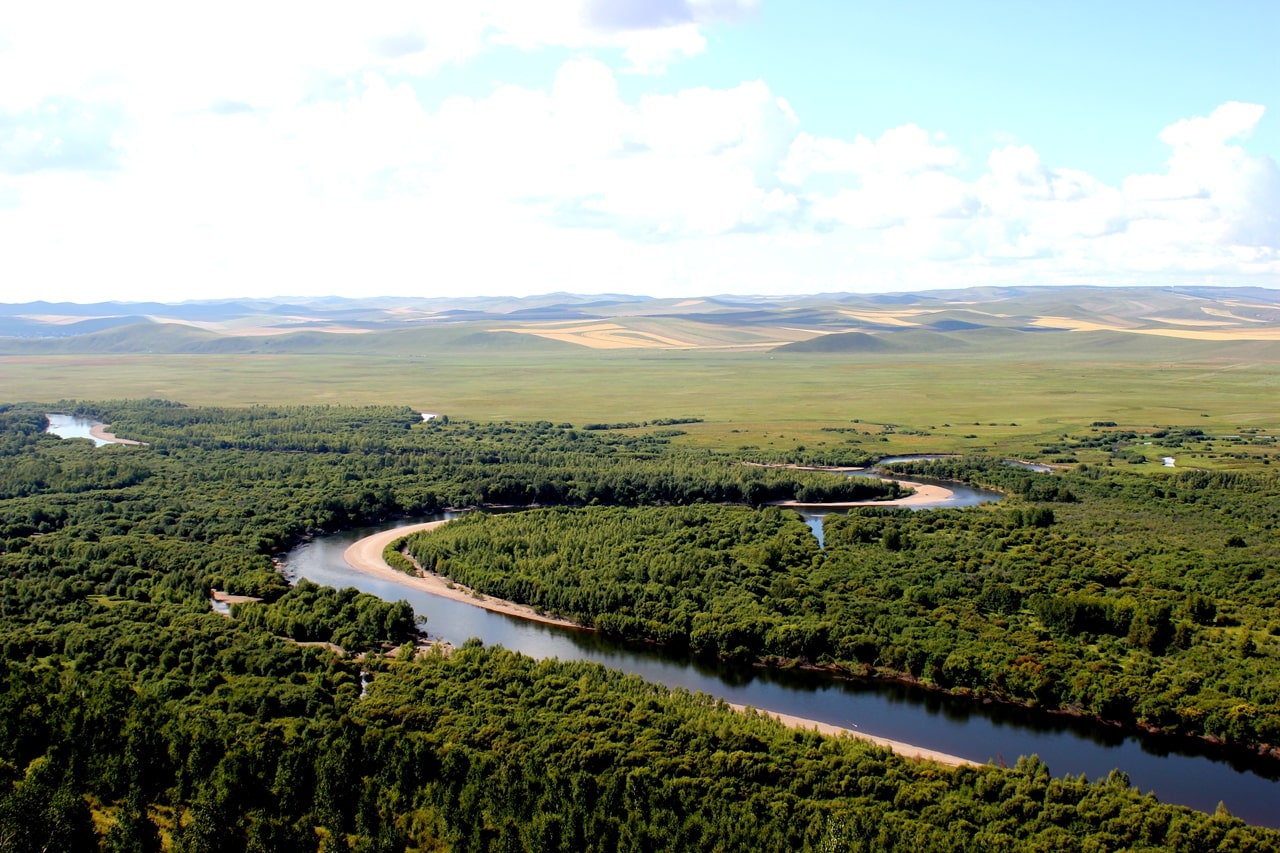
[800,472,1001,546]
[45,413,110,446]
[284,509,1280,827]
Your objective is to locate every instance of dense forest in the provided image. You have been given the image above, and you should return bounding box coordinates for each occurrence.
[401,474,1280,748]
[2,401,1279,850]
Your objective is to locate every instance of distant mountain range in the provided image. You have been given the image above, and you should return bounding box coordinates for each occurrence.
[2,286,1278,355]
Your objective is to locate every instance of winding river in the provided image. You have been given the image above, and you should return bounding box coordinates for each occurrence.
[284,498,1280,827]
[42,419,1278,820]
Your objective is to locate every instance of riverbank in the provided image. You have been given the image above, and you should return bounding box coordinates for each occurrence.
[771,479,954,508]
[727,703,975,767]
[342,521,585,630]
[343,520,977,768]
[88,423,144,445]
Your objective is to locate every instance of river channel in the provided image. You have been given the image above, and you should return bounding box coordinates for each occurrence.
[45,413,112,446]
[283,500,1280,826]
[44,419,1280,820]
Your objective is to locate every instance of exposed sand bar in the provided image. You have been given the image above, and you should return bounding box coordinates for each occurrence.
[343,521,583,629]
[210,589,262,605]
[727,703,976,767]
[344,519,979,768]
[89,423,144,445]
[772,479,954,509]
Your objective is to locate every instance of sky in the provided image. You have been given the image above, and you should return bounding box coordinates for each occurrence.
[1,0,1278,304]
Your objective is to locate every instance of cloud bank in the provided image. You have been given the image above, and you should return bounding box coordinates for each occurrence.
[0,3,1275,301]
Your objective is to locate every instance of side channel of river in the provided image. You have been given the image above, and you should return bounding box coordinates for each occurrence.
[283,502,1280,827]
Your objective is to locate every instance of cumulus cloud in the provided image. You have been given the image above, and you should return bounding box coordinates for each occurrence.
[780,124,960,184]
[0,97,123,173]
[1160,101,1265,149]
[582,0,694,30]
[1124,101,1280,250]
[785,102,1277,282]
[409,66,801,236]
[0,1,728,121]
[0,1,1274,301]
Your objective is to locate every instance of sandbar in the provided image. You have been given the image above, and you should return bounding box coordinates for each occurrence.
[342,521,583,629]
[771,478,954,508]
[343,519,979,768]
[89,423,144,446]
[210,589,262,605]
[727,703,975,767]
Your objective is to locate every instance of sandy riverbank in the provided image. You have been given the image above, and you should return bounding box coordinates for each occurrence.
[343,519,978,768]
[771,479,953,509]
[89,423,144,445]
[342,521,584,629]
[727,703,975,767]
[210,589,262,605]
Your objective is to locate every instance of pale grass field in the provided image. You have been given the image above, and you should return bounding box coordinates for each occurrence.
[6,342,1278,466]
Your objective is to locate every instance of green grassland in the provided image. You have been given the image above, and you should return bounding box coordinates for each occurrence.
[4,286,1279,468]
[5,332,1279,468]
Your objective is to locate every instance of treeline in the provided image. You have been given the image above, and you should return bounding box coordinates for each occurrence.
[581,416,703,429]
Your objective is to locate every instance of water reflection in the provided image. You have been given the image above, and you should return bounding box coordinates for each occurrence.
[45,413,110,446]
[282,512,1280,827]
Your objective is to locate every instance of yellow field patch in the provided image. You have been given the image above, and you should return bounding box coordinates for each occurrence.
[496,322,693,349]
[1144,316,1237,327]
[1201,306,1269,324]
[1028,316,1108,332]
[493,318,809,350]
[837,310,922,327]
[1030,316,1280,340]
[1127,327,1280,341]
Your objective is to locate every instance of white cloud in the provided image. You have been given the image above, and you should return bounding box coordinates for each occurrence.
[786,103,1277,284]
[1124,101,1280,251]
[0,0,1275,304]
[577,0,755,71]
[0,97,124,174]
[0,1,730,121]
[780,124,960,184]
[1160,101,1265,149]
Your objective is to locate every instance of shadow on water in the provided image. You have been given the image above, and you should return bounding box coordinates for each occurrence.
[282,510,1280,828]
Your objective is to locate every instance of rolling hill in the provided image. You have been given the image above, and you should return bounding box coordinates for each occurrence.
[2,286,1278,357]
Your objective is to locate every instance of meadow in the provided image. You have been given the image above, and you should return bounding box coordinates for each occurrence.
[4,329,1278,468]
[6,286,1278,467]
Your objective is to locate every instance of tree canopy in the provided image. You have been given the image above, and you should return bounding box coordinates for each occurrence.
[1,401,1277,849]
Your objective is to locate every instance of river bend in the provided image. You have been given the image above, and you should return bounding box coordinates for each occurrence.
[282,507,1280,827]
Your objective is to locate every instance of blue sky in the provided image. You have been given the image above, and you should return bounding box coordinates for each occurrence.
[1,1,1277,303]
